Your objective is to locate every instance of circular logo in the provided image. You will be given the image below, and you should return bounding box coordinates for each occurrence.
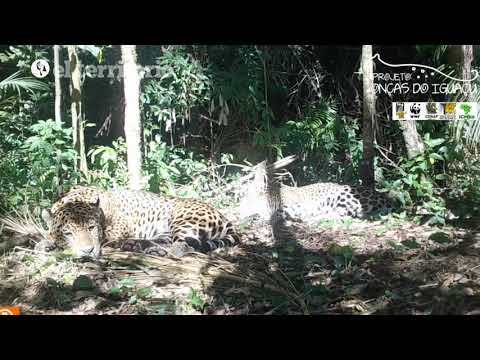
[0,309,14,315]
[31,59,50,78]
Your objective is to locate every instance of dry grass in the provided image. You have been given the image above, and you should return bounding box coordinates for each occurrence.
[0,210,48,253]
[102,248,308,311]
[0,212,306,314]
[3,208,480,315]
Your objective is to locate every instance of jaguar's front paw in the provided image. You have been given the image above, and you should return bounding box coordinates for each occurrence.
[144,245,168,257]
[169,242,195,258]
[120,240,143,252]
[34,239,56,252]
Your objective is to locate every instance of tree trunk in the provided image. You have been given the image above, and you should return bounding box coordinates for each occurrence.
[110,45,126,140]
[461,45,474,101]
[449,45,475,148]
[53,45,62,125]
[447,45,474,101]
[121,45,143,190]
[399,120,425,159]
[360,45,376,187]
[67,45,89,179]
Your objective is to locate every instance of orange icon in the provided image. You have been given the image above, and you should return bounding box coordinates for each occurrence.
[0,306,21,315]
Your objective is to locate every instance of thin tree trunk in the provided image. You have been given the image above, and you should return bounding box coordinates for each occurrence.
[110,45,125,140]
[67,45,89,179]
[360,45,376,187]
[121,45,143,190]
[53,45,62,125]
[461,45,474,101]
[447,45,474,101]
[399,120,425,159]
[451,45,476,148]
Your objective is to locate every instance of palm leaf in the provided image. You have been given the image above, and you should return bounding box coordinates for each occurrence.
[0,71,50,98]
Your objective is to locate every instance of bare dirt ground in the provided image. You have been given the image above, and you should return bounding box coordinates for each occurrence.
[2,209,480,315]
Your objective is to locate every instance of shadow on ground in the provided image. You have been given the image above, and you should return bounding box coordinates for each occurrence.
[201,218,480,314]
[3,213,480,315]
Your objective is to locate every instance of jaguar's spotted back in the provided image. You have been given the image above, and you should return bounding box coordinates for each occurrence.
[239,161,393,224]
[42,186,239,258]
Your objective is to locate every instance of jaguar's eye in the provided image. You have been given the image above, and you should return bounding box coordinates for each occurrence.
[64,231,73,238]
[88,225,96,232]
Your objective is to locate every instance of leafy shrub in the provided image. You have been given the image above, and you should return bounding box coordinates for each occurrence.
[0,119,79,212]
[88,137,129,189]
[144,138,208,196]
[141,49,212,141]
[88,136,214,197]
[381,133,451,225]
[258,98,363,184]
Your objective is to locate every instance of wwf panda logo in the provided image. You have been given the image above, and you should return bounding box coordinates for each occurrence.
[410,103,421,115]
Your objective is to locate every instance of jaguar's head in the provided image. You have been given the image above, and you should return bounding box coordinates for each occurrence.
[239,161,271,220]
[41,198,105,258]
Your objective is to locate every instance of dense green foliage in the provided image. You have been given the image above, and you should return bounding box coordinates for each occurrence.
[1,44,480,226]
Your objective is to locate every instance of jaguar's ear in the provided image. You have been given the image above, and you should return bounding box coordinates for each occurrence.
[41,209,54,228]
[91,196,100,209]
[251,160,268,192]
